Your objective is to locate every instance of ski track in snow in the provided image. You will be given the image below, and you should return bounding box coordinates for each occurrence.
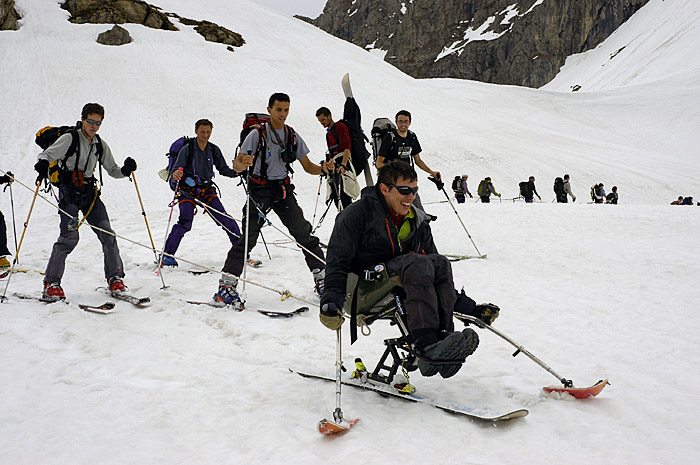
[1,0,700,463]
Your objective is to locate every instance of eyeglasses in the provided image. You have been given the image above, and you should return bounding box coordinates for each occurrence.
[85,118,102,126]
[387,184,419,195]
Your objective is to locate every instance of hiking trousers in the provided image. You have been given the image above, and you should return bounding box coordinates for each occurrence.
[386,253,456,349]
[222,184,325,277]
[44,195,124,284]
[164,191,240,255]
[0,210,10,256]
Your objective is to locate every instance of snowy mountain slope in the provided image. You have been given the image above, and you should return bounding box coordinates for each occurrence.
[546,0,700,91]
[1,0,700,464]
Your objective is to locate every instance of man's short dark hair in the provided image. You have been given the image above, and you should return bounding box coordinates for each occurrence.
[81,103,105,120]
[315,107,331,117]
[377,160,417,186]
[395,110,411,122]
[564,174,570,180]
[268,92,290,108]
[195,119,213,130]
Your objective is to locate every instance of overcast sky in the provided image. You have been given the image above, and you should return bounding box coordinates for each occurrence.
[248,0,328,18]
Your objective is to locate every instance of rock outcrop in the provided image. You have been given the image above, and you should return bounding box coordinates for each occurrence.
[313,0,649,88]
[97,24,132,46]
[1,0,21,30]
[61,0,244,48]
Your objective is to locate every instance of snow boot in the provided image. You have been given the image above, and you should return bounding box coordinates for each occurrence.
[312,268,325,297]
[213,278,243,308]
[159,255,178,267]
[108,277,127,294]
[417,331,466,377]
[438,328,480,379]
[42,281,66,301]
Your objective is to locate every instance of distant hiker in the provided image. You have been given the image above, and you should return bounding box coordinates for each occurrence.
[681,196,694,205]
[477,177,500,203]
[553,176,568,203]
[218,93,328,306]
[590,183,604,203]
[321,161,488,379]
[0,171,13,269]
[452,174,472,204]
[671,196,684,205]
[375,110,441,210]
[519,176,541,203]
[34,103,137,300]
[161,119,250,267]
[315,106,360,209]
[563,174,576,202]
[606,186,619,204]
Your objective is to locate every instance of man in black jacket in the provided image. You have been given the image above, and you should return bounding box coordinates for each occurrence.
[320,161,479,379]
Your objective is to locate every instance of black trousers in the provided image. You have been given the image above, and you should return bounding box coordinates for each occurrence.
[386,253,456,350]
[223,183,325,277]
[0,210,11,256]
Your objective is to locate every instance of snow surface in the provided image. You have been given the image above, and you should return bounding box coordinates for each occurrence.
[1,0,700,463]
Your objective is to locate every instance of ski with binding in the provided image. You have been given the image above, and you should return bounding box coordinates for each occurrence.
[96,287,150,306]
[185,299,308,318]
[291,369,528,422]
[13,293,115,314]
[444,253,488,261]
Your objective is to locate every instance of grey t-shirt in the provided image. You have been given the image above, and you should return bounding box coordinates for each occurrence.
[240,123,310,180]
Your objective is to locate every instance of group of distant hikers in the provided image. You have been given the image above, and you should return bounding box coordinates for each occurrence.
[1,97,499,381]
[451,174,620,204]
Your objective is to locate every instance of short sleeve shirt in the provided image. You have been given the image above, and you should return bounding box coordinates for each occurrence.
[240,123,311,180]
[379,130,421,164]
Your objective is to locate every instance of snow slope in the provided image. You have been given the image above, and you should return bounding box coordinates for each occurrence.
[1,0,699,463]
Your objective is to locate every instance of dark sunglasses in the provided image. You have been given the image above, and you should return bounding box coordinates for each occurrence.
[85,118,102,126]
[387,183,419,195]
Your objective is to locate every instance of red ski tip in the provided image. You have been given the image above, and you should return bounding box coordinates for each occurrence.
[318,418,359,435]
[544,379,610,399]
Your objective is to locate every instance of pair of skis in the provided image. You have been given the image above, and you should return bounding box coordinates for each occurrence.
[185,299,309,319]
[12,287,150,313]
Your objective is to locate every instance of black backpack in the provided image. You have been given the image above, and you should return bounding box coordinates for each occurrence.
[553,177,565,195]
[519,181,529,197]
[331,97,370,175]
[452,176,461,192]
[35,123,103,186]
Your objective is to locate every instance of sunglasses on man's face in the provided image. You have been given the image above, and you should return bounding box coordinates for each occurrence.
[387,184,419,195]
[85,118,102,126]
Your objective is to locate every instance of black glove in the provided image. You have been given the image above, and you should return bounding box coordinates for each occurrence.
[121,157,137,176]
[34,159,49,185]
[0,171,12,184]
[428,175,444,191]
[454,288,500,325]
[320,290,345,330]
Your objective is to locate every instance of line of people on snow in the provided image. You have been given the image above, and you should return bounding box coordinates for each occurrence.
[14,97,498,380]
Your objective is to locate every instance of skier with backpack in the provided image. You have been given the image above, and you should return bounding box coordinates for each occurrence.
[315,106,361,209]
[159,119,250,267]
[0,171,14,269]
[217,93,330,307]
[606,186,619,204]
[33,103,137,300]
[553,177,567,203]
[451,174,472,204]
[591,183,605,203]
[518,176,541,203]
[477,177,500,203]
[373,110,441,210]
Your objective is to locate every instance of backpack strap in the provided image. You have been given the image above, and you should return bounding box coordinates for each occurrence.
[249,123,297,181]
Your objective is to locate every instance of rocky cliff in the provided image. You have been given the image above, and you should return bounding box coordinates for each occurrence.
[1,0,21,30]
[313,0,649,88]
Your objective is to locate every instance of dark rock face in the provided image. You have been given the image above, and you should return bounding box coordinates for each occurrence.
[313,0,649,88]
[61,0,244,48]
[1,0,21,30]
[97,24,132,46]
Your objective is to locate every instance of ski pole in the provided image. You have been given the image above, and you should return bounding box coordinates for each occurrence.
[130,172,166,289]
[241,168,252,293]
[310,175,323,226]
[1,170,18,258]
[428,176,484,258]
[1,181,41,302]
[459,314,573,388]
[157,168,182,289]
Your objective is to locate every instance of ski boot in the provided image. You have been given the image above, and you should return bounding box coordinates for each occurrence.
[213,278,244,310]
[42,282,66,301]
[108,277,127,295]
[159,255,178,267]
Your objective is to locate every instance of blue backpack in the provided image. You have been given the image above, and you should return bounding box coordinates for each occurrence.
[160,136,195,190]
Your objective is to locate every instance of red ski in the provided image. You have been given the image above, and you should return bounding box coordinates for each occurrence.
[544,379,609,399]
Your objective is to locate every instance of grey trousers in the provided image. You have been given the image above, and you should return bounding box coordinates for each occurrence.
[44,191,124,284]
[386,253,456,349]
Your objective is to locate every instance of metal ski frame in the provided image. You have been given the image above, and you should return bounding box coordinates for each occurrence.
[457,314,573,387]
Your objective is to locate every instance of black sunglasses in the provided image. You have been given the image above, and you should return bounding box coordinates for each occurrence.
[387,183,419,195]
[85,118,102,126]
